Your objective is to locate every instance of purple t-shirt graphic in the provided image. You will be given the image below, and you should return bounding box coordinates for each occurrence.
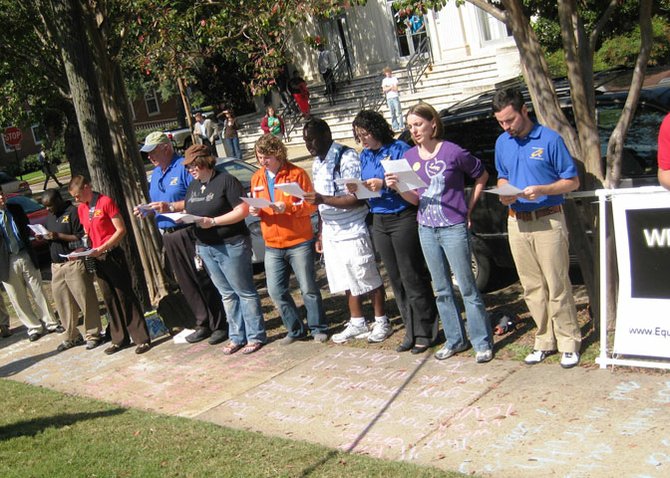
[405,141,485,227]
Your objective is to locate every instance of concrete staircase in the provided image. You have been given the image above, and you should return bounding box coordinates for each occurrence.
[233,53,513,154]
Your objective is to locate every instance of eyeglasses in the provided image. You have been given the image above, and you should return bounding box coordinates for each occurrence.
[355,129,372,139]
[186,163,200,171]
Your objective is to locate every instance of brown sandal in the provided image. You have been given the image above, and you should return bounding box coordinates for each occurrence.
[222,342,244,355]
[241,342,263,355]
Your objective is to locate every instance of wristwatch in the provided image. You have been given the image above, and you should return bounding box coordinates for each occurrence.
[168,202,175,212]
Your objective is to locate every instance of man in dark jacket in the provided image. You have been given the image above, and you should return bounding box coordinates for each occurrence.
[0,190,61,341]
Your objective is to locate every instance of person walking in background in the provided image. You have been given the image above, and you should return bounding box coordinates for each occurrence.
[351,110,438,352]
[193,112,216,147]
[303,118,389,345]
[0,189,61,342]
[289,71,311,119]
[249,134,327,344]
[260,106,285,139]
[657,112,670,190]
[180,145,267,355]
[41,189,102,352]
[221,110,243,160]
[136,132,227,345]
[388,103,493,362]
[317,44,337,103]
[381,67,405,133]
[39,146,63,189]
[492,87,581,369]
[68,176,151,355]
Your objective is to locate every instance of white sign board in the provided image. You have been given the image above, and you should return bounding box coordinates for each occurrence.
[611,188,670,358]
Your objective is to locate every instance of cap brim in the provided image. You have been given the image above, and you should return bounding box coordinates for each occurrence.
[140,143,159,153]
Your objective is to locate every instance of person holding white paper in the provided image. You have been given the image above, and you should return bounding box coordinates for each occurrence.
[182,145,266,355]
[493,87,581,368]
[388,102,493,362]
[351,110,437,351]
[249,134,326,344]
[41,189,102,351]
[302,118,389,345]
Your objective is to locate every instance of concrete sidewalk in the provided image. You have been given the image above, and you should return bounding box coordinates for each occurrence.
[1,318,669,478]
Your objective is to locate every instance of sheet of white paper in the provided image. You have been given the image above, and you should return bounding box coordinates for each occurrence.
[240,196,273,208]
[484,183,524,196]
[275,182,306,199]
[28,224,49,235]
[59,249,96,259]
[380,158,428,192]
[157,212,204,224]
[334,178,381,199]
[172,328,196,344]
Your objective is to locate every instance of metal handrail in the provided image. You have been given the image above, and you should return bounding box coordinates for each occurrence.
[407,34,432,93]
[324,53,352,105]
[279,96,302,143]
[359,74,386,113]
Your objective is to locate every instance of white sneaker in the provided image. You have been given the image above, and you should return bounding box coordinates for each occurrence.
[367,321,391,343]
[560,352,580,369]
[524,349,555,365]
[331,322,369,344]
[475,349,493,363]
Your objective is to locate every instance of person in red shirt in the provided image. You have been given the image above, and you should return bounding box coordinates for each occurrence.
[68,175,151,355]
[249,134,326,343]
[657,113,670,190]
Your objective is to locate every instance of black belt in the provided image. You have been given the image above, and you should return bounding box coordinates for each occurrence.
[161,225,190,234]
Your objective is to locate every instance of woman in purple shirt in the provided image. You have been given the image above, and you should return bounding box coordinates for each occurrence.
[386,103,493,363]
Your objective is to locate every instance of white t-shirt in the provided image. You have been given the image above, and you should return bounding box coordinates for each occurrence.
[382,76,399,99]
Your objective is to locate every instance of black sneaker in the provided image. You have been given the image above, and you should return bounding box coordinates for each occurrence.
[186,327,211,343]
[208,329,228,345]
[47,325,65,334]
[0,324,12,338]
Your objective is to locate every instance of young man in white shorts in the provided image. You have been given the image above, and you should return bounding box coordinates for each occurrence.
[303,118,390,344]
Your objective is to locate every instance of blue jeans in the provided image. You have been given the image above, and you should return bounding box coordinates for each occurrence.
[418,223,492,352]
[264,240,326,337]
[197,237,266,345]
[224,137,242,160]
[387,97,404,131]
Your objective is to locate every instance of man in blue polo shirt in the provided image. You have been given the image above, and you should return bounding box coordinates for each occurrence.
[492,88,582,369]
[137,132,226,345]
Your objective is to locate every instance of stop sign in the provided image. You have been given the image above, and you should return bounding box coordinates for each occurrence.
[3,127,22,147]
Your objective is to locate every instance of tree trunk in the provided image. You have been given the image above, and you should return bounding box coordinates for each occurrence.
[61,101,88,177]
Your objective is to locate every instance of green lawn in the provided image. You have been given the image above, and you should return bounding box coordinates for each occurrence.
[0,379,465,478]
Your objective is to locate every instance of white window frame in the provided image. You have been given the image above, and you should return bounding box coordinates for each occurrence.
[144,89,161,116]
[31,124,43,145]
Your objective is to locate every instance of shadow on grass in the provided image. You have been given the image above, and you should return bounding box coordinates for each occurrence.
[296,354,432,477]
[0,408,126,440]
[0,349,60,377]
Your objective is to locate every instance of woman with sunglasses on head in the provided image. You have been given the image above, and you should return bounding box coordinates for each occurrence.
[351,110,438,353]
[179,144,267,355]
[386,102,493,363]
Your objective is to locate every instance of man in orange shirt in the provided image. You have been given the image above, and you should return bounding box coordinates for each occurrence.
[249,135,327,343]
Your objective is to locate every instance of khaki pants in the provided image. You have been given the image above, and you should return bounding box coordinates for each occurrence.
[2,250,57,335]
[507,211,581,353]
[51,260,102,342]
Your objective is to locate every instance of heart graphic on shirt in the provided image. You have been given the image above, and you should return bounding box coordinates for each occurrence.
[426,159,446,177]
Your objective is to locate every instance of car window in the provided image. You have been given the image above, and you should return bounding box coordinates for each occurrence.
[6,195,43,214]
[442,117,500,185]
[597,103,666,177]
[0,172,14,184]
[215,161,256,191]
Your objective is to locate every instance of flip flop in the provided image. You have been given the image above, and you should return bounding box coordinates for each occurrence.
[222,342,244,355]
[241,342,263,355]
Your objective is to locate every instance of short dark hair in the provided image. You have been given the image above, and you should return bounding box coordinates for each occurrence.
[303,117,331,139]
[68,175,90,195]
[406,102,443,139]
[492,87,525,113]
[352,110,394,145]
[41,188,62,207]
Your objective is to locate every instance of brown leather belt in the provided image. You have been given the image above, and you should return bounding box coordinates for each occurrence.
[508,204,562,221]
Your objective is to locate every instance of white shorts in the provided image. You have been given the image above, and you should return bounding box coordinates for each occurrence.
[322,234,382,296]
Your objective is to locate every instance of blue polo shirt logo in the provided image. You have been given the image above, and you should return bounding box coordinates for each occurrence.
[530,147,545,160]
[169,177,179,186]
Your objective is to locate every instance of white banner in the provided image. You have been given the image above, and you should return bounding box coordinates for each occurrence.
[612,187,670,357]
